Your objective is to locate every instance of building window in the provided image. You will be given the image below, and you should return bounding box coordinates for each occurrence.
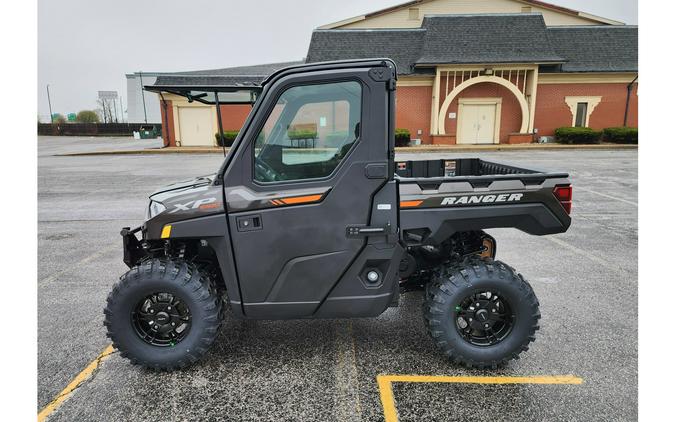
[574,103,588,127]
[521,6,532,13]
[408,8,420,20]
[565,96,602,128]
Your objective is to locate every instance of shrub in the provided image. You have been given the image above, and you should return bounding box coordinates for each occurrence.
[602,127,638,144]
[76,110,100,123]
[215,130,239,147]
[288,129,318,140]
[395,128,411,147]
[554,127,601,144]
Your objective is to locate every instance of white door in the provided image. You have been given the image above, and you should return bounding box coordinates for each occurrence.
[178,107,213,146]
[458,104,497,144]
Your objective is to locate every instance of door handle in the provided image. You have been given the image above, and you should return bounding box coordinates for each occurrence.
[346,222,392,238]
[236,214,262,232]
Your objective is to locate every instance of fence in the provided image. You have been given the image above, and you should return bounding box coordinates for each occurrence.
[37,123,162,136]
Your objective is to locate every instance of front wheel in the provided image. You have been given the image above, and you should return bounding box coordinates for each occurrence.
[423,257,540,368]
[104,258,223,370]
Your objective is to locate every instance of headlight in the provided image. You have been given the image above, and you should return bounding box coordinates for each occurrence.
[146,200,166,220]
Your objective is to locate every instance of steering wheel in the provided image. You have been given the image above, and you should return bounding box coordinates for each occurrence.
[254,159,282,182]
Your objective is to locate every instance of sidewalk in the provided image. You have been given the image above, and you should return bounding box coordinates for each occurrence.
[57,143,637,156]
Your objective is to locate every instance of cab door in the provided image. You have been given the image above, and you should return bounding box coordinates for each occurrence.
[222,63,402,318]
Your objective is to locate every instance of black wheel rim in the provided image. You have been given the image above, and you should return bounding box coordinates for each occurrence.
[132,292,191,347]
[454,290,514,346]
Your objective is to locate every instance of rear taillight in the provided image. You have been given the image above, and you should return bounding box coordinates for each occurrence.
[553,185,572,215]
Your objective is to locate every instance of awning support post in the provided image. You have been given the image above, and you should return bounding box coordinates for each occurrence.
[214,91,226,157]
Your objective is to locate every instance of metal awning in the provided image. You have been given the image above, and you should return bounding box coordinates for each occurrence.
[144,84,262,105]
[144,84,263,154]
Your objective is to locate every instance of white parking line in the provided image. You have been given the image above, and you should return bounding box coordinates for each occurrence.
[574,186,638,206]
[334,320,363,422]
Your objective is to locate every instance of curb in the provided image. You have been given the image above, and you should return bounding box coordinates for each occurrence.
[56,143,637,157]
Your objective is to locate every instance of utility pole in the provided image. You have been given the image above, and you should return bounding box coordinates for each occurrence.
[46,84,54,122]
[139,71,148,123]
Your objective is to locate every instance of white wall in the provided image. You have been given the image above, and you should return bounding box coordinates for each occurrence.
[125,73,162,123]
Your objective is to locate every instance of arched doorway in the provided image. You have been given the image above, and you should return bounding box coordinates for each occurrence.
[438,75,529,137]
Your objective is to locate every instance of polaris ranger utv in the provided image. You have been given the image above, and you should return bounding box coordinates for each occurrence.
[104,59,572,370]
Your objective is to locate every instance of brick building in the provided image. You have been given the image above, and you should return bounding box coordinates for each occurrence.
[148,0,637,147]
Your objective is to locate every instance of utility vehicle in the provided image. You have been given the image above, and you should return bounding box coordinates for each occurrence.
[104,59,572,370]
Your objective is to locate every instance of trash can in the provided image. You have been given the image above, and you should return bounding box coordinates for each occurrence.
[139,125,158,139]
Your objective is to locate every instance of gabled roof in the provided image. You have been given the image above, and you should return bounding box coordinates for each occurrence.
[546,26,638,72]
[307,14,564,72]
[416,14,563,65]
[305,29,427,74]
[319,0,624,29]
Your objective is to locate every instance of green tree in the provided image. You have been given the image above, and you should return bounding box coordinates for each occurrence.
[52,113,67,124]
[76,110,100,123]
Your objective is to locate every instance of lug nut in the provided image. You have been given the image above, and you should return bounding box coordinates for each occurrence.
[167,306,172,310]
[150,309,154,313]
[485,323,489,328]
[171,322,175,326]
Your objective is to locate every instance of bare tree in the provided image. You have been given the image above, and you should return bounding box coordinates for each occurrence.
[96,98,117,123]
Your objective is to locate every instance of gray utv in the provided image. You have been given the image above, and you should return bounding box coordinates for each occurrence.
[104,59,572,370]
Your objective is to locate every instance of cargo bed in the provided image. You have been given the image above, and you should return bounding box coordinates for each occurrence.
[395,158,572,245]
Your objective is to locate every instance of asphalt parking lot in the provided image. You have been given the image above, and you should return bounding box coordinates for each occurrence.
[38,136,638,421]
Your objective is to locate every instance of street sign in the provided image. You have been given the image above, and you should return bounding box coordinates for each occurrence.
[67,113,76,122]
[98,91,118,100]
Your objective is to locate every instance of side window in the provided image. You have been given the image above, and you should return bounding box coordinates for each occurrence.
[253,81,362,183]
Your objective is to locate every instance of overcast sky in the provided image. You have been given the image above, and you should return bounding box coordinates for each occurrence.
[37,0,637,120]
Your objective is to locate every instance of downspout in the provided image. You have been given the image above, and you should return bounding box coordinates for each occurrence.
[159,92,170,148]
[623,75,638,127]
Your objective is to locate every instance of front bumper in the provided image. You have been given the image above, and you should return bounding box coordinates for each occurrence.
[121,226,145,268]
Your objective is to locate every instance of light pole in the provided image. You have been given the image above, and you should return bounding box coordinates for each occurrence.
[46,84,54,122]
[119,96,124,123]
[139,71,148,123]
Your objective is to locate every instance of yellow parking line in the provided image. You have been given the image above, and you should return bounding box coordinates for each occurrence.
[38,344,115,422]
[377,374,583,422]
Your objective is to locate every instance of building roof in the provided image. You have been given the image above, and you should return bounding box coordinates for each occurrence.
[152,61,304,88]
[148,14,637,90]
[546,26,638,72]
[319,0,624,29]
[305,29,427,74]
[415,14,563,65]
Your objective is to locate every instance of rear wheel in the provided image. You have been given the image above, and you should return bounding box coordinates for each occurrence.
[423,257,540,368]
[104,258,222,370]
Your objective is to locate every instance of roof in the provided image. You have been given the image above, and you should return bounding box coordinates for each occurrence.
[152,60,304,88]
[305,29,427,74]
[415,14,563,65]
[147,14,637,91]
[319,0,624,29]
[546,26,638,72]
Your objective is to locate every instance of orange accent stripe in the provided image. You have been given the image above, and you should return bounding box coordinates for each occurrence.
[279,194,323,205]
[270,199,282,206]
[400,200,423,208]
